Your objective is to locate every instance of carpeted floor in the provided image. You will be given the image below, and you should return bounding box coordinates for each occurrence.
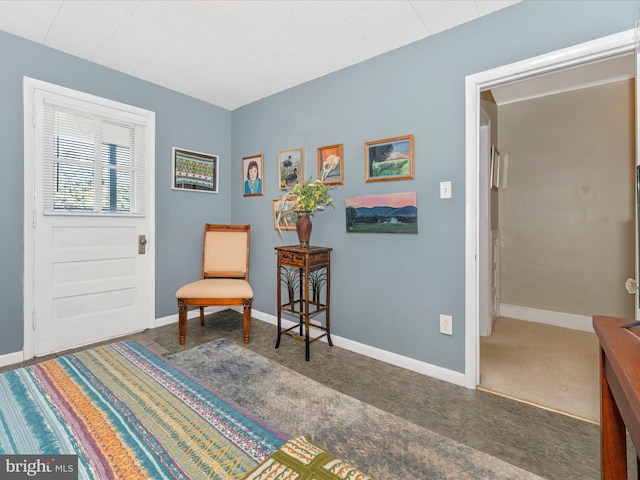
[479,317,599,422]
[168,338,544,480]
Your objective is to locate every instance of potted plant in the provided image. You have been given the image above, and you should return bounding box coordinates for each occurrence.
[277,177,335,247]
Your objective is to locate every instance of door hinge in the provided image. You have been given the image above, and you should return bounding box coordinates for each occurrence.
[32,311,36,330]
[32,210,37,228]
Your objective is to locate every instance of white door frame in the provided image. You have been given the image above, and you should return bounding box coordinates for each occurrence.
[464,29,636,388]
[23,77,156,360]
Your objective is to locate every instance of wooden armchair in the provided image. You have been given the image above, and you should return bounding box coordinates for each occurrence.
[176,224,253,345]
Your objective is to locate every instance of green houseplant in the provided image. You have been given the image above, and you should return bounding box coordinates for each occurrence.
[277,177,335,247]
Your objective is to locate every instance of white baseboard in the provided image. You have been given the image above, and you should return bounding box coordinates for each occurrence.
[499,304,594,333]
[0,350,25,368]
[252,309,466,387]
[4,307,465,388]
[154,306,228,327]
[0,307,229,368]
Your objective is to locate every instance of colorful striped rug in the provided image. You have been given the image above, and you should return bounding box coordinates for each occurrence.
[0,341,288,479]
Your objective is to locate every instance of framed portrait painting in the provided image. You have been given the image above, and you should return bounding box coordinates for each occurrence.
[365,134,414,183]
[278,148,303,190]
[317,144,343,185]
[172,147,219,193]
[242,154,264,196]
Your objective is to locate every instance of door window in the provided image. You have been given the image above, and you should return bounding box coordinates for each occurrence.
[42,103,146,216]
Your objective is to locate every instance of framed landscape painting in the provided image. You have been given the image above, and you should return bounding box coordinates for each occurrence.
[345,192,417,234]
[365,135,414,183]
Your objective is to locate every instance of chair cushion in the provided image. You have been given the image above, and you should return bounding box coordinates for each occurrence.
[176,279,253,299]
[204,231,248,276]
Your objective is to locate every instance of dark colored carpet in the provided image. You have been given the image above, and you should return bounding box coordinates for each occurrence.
[168,338,545,479]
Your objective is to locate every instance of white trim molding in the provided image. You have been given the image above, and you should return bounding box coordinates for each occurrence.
[499,304,594,333]
[465,28,636,389]
[156,307,466,387]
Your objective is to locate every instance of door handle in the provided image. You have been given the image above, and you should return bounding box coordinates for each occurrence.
[138,235,147,254]
[625,278,638,294]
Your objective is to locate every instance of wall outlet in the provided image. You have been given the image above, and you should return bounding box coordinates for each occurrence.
[440,314,453,335]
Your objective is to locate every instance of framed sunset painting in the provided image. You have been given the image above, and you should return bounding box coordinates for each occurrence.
[345,192,417,233]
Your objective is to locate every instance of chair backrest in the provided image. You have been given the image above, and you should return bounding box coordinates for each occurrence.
[201,224,250,280]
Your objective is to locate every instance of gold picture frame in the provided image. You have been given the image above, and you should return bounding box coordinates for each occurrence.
[365,134,414,183]
[242,154,264,197]
[272,199,297,230]
[317,143,343,185]
[278,148,303,190]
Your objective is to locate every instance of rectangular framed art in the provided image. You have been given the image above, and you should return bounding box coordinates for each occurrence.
[272,199,297,230]
[172,147,218,193]
[278,148,303,190]
[365,134,414,183]
[490,145,500,191]
[345,192,418,234]
[317,144,343,185]
[242,154,264,196]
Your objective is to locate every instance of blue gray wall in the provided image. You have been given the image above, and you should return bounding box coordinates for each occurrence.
[230,0,640,373]
[0,29,231,355]
[0,1,638,374]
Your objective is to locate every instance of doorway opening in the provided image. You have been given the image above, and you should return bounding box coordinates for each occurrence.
[464,30,638,410]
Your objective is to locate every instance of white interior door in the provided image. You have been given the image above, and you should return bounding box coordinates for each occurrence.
[24,77,155,358]
[33,219,149,355]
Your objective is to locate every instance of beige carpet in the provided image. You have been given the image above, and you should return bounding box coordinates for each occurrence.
[480,317,600,423]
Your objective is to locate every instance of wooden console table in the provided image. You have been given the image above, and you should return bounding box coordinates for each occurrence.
[593,315,640,479]
[275,245,332,361]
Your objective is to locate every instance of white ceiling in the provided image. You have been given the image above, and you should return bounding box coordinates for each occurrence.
[0,0,520,110]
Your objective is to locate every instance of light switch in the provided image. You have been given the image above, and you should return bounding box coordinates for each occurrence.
[440,181,451,199]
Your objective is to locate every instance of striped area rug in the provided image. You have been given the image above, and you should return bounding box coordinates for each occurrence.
[0,341,288,479]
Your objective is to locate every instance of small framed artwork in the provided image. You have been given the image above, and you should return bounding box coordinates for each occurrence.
[242,154,264,196]
[278,148,303,190]
[272,199,297,230]
[172,147,219,193]
[317,144,343,185]
[365,134,414,183]
[491,145,500,191]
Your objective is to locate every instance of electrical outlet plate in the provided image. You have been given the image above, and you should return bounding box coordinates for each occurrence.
[440,314,453,335]
[439,181,451,199]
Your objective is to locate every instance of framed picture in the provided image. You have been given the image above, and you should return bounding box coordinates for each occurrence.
[278,148,303,190]
[172,147,219,193]
[272,199,297,230]
[491,145,500,191]
[345,192,418,234]
[317,144,343,185]
[365,134,414,183]
[242,154,264,197]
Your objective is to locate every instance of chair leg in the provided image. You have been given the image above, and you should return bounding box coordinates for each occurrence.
[243,299,252,344]
[178,299,187,345]
[199,307,205,326]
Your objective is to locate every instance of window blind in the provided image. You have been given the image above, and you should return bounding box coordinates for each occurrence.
[41,100,146,215]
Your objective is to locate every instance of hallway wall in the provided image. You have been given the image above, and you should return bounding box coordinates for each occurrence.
[498,80,635,321]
